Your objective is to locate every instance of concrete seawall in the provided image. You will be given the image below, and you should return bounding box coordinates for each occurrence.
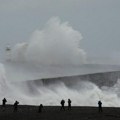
[28,71,120,87]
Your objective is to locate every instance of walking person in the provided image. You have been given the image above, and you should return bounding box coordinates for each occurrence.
[68,99,72,110]
[14,101,19,112]
[60,99,65,110]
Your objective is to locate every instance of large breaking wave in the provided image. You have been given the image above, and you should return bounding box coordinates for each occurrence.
[1,17,120,107]
[1,64,120,107]
[10,17,87,65]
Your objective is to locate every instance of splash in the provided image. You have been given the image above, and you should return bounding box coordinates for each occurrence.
[10,17,87,65]
[1,17,120,107]
[0,63,7,94]
[1,70,120,107]
[0,62,120,106]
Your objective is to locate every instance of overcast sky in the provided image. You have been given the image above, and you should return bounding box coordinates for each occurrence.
[0,0,120,64]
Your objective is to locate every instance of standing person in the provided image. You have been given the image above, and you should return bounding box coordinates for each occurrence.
[60,99,65,110]
[14,101,19,112]
[2,98,7,107]
[68,99,72,110]
[2,98,7,111]
[38,104,43,113]
[98,100,102,112]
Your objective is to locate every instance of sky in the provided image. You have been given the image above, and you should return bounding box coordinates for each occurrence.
[0,0,120,64]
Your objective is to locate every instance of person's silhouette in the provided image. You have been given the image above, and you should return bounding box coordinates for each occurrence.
[60,99,65,110]
[14,101,19,112]
[98,100,102,112]
[2,98,7,111]
[2,98,7,107]
[38,104,43,113]
[68,99,72,110]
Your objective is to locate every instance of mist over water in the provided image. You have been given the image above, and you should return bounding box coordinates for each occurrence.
[0,17,120,107]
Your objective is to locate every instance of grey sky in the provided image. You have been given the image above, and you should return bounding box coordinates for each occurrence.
[0,0,120,63]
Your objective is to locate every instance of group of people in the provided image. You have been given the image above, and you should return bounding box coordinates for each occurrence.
[60,99,72,110]
[1,98,103,113]
[2,98,19,112]
[60,99,102,112]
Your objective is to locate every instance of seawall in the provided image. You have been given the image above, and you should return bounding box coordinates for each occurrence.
[26,71,120,87]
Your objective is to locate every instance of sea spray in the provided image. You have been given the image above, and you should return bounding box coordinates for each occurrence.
[1,17,120,106]
[10,17,87,65]
[5,79,120,106]
[0,63,8,95]
[1,68,120,107]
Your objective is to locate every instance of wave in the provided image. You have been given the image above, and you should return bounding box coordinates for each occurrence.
[0,62,120,106]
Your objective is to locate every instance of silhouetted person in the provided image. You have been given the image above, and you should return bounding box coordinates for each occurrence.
[2,98,7,111]
[14,101,19,112]
[60,99,65,110]
[2,98,7,107]
[68,99,72,110]
[98,100,102,112]
[38,104,43,113]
